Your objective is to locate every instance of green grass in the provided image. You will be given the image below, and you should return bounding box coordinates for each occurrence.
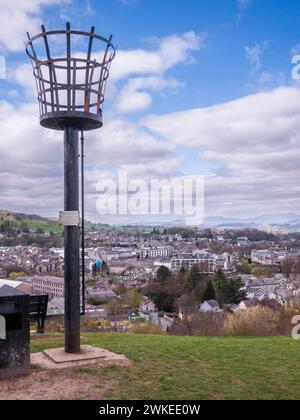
[31,333,300,400]
[14,219,63,233]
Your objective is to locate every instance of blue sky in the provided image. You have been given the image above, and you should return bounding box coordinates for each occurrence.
[0,0,300,224]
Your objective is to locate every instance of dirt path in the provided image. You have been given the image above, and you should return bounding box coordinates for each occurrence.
[0,368,114,400]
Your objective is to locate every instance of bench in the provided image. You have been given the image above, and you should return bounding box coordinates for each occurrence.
[29,295,49,334]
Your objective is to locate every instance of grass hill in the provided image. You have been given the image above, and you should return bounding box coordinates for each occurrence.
[0,210,111,234]
[0,210,167,235]
[27,333,300,400]
[0,210,62,234]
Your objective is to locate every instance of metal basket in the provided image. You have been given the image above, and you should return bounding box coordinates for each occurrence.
[25,23,116,131]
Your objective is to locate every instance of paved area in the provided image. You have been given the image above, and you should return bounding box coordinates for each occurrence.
[31,345,130,370]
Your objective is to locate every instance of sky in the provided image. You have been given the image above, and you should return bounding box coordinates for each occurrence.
[0,0,300,224]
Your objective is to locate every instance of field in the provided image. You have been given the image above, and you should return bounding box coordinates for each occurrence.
[10,333,297,400]
[14,219,63,233]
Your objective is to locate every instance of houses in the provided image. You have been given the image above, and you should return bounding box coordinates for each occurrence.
[251,249,275,265]
[86,286,116,301]
[215,252,236,273]
[0,278,32,294]
[140,297,157,314]
[171,250,236,274]
[0,245,64,274]
[199,300,222,313]
[238,299,260,311]
[20,275,64,299]
[141,246,171,259]
[251,248,300,266]
[159,315,175,332]
[171,250,216,273]
[236,237,250,247]
[153,260,172,270]
[241,274,300,303]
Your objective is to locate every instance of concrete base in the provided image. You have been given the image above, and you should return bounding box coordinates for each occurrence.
[31,345,130,370]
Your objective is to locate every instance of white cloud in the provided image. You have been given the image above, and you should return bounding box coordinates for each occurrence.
[245,41,268,75]
[0,100,179,218]
[257,71,286,87]
[13,63,37,98]
[143,87,300,217]
[237,0,252,19]
[237,0,251,8]
[111,31,203,81]
[109,31,204,114]
[0,0,70,53]
[115,76,183,114]
[291,43,300,57]
[117,0,137,5]
[2,81,300,220]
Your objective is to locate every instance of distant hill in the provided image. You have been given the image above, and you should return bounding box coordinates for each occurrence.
[1,209,300,233]
[203,213,300,232]
[0,210,62,233]
[0,210,112,234]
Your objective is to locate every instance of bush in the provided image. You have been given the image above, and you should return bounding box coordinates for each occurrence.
[131,323,165,335]
[274,302,300,335]
[170,313,226,337]
[87,296,107,306]
[223,306,276,337]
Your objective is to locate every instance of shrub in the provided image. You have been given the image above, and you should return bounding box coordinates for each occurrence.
[223,306,276,337]
[274,302,300,336]
[87,296,107,306]
[170,312,226,337]
[131,322,165,335]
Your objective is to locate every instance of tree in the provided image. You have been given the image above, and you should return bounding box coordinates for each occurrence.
[214,269,227,290]
[9,272,27,280]
[92,263,99,278]
[124,288,143,311]
[102,260,109,274]
[252,266,273,278]
[187,265,203,290]
[164,273,184,297]
[179,266,186,275]
[221,277,246,305]
[145,271,184,313]
[156,266,171,284]
[175,293,199,335]
[202,281,216,302]
[295,256,300,276]
[241,260,252,274]
[20,221,29,233]
[282,257,294,279]
[107,300,123,332]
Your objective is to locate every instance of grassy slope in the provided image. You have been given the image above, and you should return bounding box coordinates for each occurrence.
[31,333,300,400]
[0,211,62,234]
[14,219,63,234]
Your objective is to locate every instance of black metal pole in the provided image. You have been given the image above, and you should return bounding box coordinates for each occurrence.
[64,126,80,354]
[81,130,86,315]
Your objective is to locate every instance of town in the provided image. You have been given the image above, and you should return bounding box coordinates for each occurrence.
[1,211,300,334]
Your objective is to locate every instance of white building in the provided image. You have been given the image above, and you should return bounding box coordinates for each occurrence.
[141,246,171,259]
[29,276,64,299]
[154,260,172,270]
[199,300,222,313]
[171,250,216,273]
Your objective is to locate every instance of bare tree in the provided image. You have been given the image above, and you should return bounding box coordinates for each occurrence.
[282,257,294,279]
